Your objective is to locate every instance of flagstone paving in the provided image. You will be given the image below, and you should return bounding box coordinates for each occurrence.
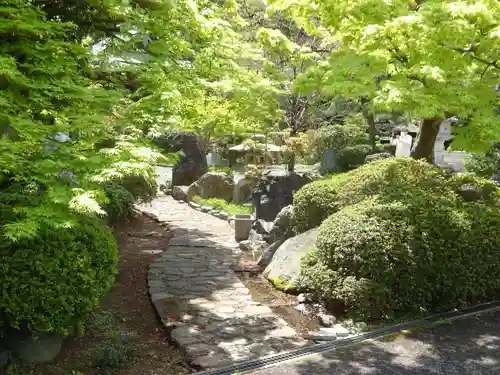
[136,194,310,370]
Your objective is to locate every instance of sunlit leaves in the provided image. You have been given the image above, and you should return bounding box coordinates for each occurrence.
[270,0,500,150]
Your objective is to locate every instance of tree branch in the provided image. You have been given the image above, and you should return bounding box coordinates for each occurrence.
[441,43,500,71]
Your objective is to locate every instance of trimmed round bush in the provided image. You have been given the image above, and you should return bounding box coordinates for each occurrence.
[103,183,135,220]
[297,157,500,318]
[293,180,339,233]
[336,144,373,171]
[300,190,500,319]
[0,218,118,333]
[293,158,449,233]
[330,157,451,206]
[111,165,158,203]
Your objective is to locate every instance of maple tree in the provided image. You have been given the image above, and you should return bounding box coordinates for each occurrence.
[270,0,500,162]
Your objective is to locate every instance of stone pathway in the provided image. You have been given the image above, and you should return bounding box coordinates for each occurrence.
[136,194,309,369]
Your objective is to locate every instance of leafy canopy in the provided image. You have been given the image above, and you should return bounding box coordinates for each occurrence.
[1,0,289,239]
[269,0,500,151]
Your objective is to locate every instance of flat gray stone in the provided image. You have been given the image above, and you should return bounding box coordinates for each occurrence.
[141,249,163,255]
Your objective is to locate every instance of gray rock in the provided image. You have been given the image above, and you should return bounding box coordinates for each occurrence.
[332,324,350,337]
[456,183,485,202]
[365,152,393,163]
[353,322,368,332]
[201,206,211,213]
[247,229,264,243]
[152,131,207,186]
[239,240,253,251]
[318,313,337,327]
[218,212,228,220]
[189,202,200,209]
[186,183,198,202]
[297,293,313,303]
[8,331,64,364]
[172,185,189,202]
[319,149,339,174]
[268,205,295,243]
[253,171,315,222]
[294,303,315,316]
[233,177,255,204]
[264,228,318,288]
[190,172,235,202]
[257,240,284,268]
[253,219,273,235]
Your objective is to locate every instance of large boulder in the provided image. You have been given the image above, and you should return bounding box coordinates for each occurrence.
[189,172,235,201]
[264,227,318,292]
[171,185,189,202]
[233,177,255,204]
[319,149,339,174]
[154,131,207,186]
[253,171,315,222]
[267,205,295,243]
[257,240,284,268]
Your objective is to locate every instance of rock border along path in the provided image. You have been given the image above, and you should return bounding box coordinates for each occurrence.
[137,194,309,370]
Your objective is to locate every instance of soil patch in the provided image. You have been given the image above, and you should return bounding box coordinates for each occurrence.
[236,269,320,335]
[19,214,190,375]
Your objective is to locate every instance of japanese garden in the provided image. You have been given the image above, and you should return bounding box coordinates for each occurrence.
[1,0,500,374]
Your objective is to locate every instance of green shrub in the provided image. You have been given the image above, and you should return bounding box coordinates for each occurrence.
[330,157,450,207]
[0,219,118,333]
[312,114,368,158]
[292,180,339,233]
[192,196,253,215]
[304,197,500,319]
[292,158,448,233]
[109,164,158,203]
[298,158,500,319]
[94,338,135,374]
[336,144,373,171]
[381,143,396,155]
[102,183,135,221]
[466,144,500,178]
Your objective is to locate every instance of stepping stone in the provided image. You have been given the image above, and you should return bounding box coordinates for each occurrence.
[136,195,307,370]
[141,250,163,255]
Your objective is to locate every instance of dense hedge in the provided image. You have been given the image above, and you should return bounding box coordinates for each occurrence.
[292,180,339,233]
[302,196,500,318]
[293,157,447,233]
[111,165,158,203]
[296,158,500,318]
[103,183,136,220]
[336,144,372,171]
[0,218,118,333]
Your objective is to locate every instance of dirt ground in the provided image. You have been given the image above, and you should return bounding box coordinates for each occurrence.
[236,270,320,335]
[19,215,190,375]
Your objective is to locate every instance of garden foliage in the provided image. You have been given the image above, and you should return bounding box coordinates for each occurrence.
[295,158,500,318]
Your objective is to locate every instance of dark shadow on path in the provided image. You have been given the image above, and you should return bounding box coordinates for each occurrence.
[250,310,500,375]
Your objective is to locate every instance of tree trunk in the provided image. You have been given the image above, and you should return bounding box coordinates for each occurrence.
[410,117,442,163]
[363,109,377,153]
[287,153,296,172]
